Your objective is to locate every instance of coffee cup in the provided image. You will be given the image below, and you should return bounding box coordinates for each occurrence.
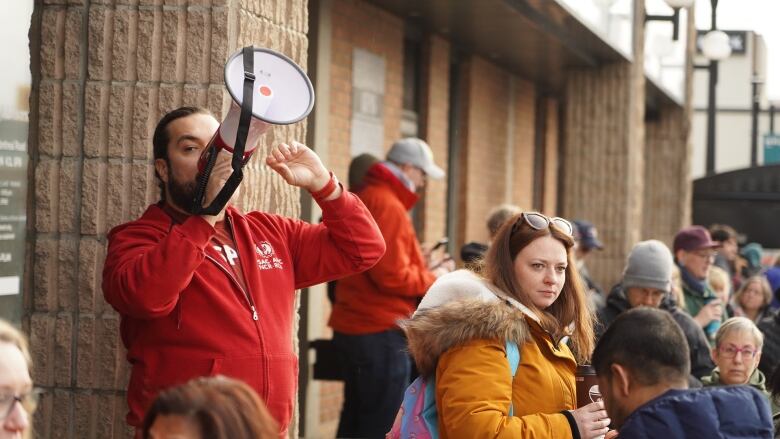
[575,364,602,407]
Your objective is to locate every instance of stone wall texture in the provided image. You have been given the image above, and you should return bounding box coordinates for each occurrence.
[27,1,308,437]
[560,0,693,290]
[455,56,554,249]
[560,0,647,291]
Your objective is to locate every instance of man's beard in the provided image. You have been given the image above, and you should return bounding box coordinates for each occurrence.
[167,172,200,214]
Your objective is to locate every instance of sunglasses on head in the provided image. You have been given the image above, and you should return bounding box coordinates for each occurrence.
[511,212,574,237]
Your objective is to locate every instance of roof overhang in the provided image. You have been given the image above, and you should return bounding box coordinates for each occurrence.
[365,0,632,94]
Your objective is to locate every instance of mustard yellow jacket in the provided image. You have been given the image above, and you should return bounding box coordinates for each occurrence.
[402,271,577,438]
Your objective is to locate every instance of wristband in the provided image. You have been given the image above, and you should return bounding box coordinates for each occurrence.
[309,172,338,202]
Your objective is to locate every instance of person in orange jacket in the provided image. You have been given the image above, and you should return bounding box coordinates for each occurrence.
[402,212,608,438]
[329,138,454,438]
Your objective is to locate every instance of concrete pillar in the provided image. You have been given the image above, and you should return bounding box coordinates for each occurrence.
[27,0,308,437]
[644,104,692,245]
[419,34,450,244]
[643,8,695,245]
[560,0,646,289]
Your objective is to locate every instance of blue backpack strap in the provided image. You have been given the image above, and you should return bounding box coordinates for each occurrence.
[422,375,440,437]
[505,340,521,417]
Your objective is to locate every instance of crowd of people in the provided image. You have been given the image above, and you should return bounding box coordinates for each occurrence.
[3,105,780,439]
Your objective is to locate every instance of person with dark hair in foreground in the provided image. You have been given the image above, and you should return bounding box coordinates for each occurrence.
[143,376,278,439]
[593,307,773,438]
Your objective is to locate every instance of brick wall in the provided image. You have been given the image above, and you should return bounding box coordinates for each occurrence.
[327,0,403,182]
[419,35,450,244]
[510,78,536,212]
[317,0,404,429]
[27,1,308,437]
[561,61,647,291]
[458,56,510,246]
[643,104,690,246]
[543,98,559,215]
[644,8,695,244]
[560,0,647,290]
[456,56,538,248]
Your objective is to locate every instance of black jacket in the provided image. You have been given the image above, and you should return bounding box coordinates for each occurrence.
[597,283,715,381]
[758,309,780,377]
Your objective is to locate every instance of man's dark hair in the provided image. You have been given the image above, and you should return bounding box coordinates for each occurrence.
[592,307,690,386]
[709,224,737,243]
[152,106,213,196]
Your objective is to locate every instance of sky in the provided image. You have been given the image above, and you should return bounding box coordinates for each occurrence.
[695,0,780,101]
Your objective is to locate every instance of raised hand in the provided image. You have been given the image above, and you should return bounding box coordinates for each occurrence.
[265,141,330,192]
[694,299,723,328]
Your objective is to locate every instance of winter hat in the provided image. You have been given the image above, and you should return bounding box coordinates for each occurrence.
[622,240,674,292]
[740,242,763,269]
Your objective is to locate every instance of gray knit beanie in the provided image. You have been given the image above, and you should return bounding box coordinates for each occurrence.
[622,240,673,292]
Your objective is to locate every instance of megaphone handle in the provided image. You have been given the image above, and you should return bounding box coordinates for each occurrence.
[192,143,219,213]
[194,46,256,215]
[197,169,244,216]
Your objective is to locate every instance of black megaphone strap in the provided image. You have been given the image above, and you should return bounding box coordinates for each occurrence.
[193,46,256,216]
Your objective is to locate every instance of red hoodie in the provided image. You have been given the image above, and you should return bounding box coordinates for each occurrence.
[102,190,385,435]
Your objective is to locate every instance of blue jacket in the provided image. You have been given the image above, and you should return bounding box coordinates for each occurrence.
[618,386,773,438]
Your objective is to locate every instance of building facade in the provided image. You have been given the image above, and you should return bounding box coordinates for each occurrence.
[9,0,695,437]
[691,30,775,178]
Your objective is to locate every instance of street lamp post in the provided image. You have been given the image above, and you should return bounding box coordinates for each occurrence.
[700,0,731,175]
[706,59,718,174]
[751,77,763,167]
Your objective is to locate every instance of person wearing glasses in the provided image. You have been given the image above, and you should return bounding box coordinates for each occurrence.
[673,225,725,340]
[401,212,609,438]
[596,240,714,384]
[0,319,38,439]
[732,275,774,323]
[702,317,778,413]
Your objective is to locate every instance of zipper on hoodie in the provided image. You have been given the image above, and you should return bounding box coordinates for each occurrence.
[226,215,259,321]
[224,213,271,402]
[205,254,259,321]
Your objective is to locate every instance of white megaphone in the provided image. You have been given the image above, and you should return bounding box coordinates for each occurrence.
[193,46,315,215]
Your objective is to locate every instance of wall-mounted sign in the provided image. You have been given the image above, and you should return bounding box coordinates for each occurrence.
[0,118,27,298]
[764,134,780,165]
[351,48,386,159]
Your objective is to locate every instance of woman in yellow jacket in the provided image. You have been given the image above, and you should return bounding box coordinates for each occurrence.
[402,213,610,438]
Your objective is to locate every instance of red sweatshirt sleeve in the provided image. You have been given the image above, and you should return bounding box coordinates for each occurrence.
[279,188,386,289]
[102,215,215,318]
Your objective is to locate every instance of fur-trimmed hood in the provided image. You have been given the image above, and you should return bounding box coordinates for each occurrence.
[400,270,536,376]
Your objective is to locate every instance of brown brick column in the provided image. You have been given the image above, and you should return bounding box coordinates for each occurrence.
[419,34,450,244]
[560,1,646,290]
[643,9,695,246]
[27,1,308,437]
[643,104,692,245]
[453,56,538,250]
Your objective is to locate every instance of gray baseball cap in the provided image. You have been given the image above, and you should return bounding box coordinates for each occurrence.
[386,138,445,179]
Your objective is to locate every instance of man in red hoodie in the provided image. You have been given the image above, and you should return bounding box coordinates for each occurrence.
[329,137,454,438]
[102,107,385,437]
